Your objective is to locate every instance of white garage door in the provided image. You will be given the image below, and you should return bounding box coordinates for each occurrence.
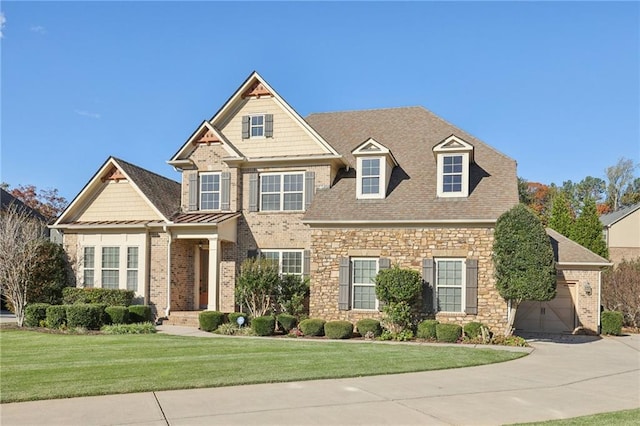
[515,282,576,333]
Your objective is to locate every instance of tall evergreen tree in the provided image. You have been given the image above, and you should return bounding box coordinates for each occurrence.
[571,197,609,258]
[548,192,574,237]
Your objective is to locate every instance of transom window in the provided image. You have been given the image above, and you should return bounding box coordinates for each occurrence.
[352,258,378,310]
[442,155,463,193]
[200,173,220,210]
[126,247,139,291]
[262,250,303,275]
[436,259,465,312]
[261,173,304,211]
[361,158,381,195]
[101,247,120,290]
[83,247,95,288]
[250,115,264,138]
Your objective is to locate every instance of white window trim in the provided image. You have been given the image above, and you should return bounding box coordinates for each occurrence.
[126,246,139,292]
[351,257,379,311]
[83,246,95,288]
[249,114,266,139]
[80,244,143,293]
[261,249,304,276]
[199,172,221,211]
[356,156,386,199]
[435,258,466,313]
[259,172,305,212]
[101,246,120,290]
[436,152,470,198]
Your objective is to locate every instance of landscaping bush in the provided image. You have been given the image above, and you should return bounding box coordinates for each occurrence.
[66,303,106,329]
[375,266,423,334]
[45,305,67,328]
[436,323,462,343]
[463,322,484,339]
[128,305,153,323]
[252,315,276,336]
[215,323,240,335]
[24,303,50,327]
[105,306,129,325]
[228,312,248,326]
[299,318,325,336]
[276,313,297,332]
[601,311,623,335]
[199,311,225,332]
[324,320,353,339]
[63,287,134,306]
[101,322,156,334]
[356,318,382,337]
[416,319,439,339]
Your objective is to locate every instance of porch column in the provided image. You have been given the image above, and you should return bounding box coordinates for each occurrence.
[207,236,219,311]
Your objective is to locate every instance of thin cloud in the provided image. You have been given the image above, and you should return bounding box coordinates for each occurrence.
[30,25,46,35]
[1,12,6,38]
[74,110,101,119]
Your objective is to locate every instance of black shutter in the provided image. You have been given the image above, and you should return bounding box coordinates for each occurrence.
[221,172,231,211]
[265,114,273,137]
[377,258,391,311]
[465,259,478,315]
[303,250,311,278]
[248,173,259,212]
[242,116,250,139]
[188,173,198,211]
[338,257,351,311]
[422,258,435,314]
[304,171,315,210]
[247,249,258,259]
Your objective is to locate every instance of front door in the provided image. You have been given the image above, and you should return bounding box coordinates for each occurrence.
[199,248,209,309]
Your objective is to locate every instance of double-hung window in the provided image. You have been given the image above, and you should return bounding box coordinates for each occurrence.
[101,247,120,290]
[126,247,139,292]
[435,259,465,312]
[200,173,220,210]
[262,250,303,275]
[361,158,381,195]
[442,155,463,194]
[83,247,95,288]
[260,173,304,211]
[250,115,264,138]
[352,258,378,310]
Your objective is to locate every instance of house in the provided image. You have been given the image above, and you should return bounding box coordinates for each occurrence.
[599,203,640,264]
[52,71,609,334]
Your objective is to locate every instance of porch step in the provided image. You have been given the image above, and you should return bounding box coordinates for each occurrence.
[164,311,201,328]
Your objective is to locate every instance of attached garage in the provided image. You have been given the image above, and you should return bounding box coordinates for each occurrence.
[516,282,576,333]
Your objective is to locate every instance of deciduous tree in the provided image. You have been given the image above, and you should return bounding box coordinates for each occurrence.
[605,157,637,211]
[602,258,640,328]
[1,184,67,222]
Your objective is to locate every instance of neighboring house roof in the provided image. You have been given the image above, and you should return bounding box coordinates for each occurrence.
[303,107,519,223]
[546,228,611,266]
[599,202,640,227]
[0,188,47,222]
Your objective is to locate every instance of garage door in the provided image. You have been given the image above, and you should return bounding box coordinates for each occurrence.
[515,282,576,333]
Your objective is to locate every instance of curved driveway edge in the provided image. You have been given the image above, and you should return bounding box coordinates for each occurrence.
[1,333,638,425]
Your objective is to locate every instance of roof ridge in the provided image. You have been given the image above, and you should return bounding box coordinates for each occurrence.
[306,105,424,117]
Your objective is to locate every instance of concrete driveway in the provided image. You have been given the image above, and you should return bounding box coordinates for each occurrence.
[1,331,638,426]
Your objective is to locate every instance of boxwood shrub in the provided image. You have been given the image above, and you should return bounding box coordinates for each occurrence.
[24,303,50,327]
[105,306,129,325]
[601,311,623,335]
[128,305,153,323]
[299,318,325,336]
[463,321,484,339]
[436,323,462,343]
[66,303,106,329]
[63,287,134,306]
[324,320,353,339]
[199,311,225,332]
[417,319,439,339]
[276,313,297,332]
[252,315,276,336]
[228,312,248,326]
[356,318,382,337]
[46,305,67,328]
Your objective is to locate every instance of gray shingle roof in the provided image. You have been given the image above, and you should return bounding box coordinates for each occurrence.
[303,107,519,222]
[546,228,610,265]
[1,188,47,222]
[599,203,640,227]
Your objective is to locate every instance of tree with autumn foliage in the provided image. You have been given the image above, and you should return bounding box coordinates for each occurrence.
[0,183,67,222]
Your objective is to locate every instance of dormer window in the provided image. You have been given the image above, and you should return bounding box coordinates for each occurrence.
[433,135,474,198]
[361,158,381,195]
[352,138,397,200]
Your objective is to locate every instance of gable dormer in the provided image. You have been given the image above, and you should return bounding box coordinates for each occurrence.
[433,135,474,198]
[352,138,397,199]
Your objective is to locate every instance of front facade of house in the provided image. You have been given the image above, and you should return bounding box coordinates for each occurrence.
[53,72,609,334]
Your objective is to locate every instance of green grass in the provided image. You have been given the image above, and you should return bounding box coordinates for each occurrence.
[510,408,640,425]
[0,328,526,403]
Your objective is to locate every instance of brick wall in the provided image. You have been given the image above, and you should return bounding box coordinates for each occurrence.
[608,247,640,265]
[220,241,237,312]
[149,232,169,318]
[171,239,195,311]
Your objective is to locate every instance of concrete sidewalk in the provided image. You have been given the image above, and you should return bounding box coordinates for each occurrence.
[1,327,638,426]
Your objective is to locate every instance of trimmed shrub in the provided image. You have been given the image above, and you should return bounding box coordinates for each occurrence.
[24,303,50,327]
[299,318,325,336]
[66,303,105,329]
[105,306,129,325]
[324,320,353,339]
[252,315,276,336]
[416,319,439,339]
[128,305,153,323]
[601,311,623,335]
[356,318,382,337]
[463,322,484,339]
[199,311,225,332]
[63,287,134,306]
[101,322,156,334]
[46,305,67,328]
[277,313,297,332]
[228,312,249,326]
[436,323,462,343]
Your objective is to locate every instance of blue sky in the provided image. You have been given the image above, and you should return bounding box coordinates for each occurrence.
[2,1,638,202]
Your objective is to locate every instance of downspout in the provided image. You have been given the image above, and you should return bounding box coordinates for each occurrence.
[163,225,173,318]
[597,270,602,334]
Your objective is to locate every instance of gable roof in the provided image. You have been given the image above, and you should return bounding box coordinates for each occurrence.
[599,202,640,227]
[53,157,181,226]
[303,106,519,223]
[546,228,611,266]
[0,188,47,222]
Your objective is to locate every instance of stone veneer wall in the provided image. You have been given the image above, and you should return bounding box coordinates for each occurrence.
[557,268,601,332]
[170,239,195,311]
[310,227,510,335]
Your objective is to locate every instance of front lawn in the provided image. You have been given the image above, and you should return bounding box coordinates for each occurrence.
[511,408,640,425]
[0,328,526,403]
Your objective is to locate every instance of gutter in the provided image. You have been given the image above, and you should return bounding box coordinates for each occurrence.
[556,262,613,268]
[302,219,498,226]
